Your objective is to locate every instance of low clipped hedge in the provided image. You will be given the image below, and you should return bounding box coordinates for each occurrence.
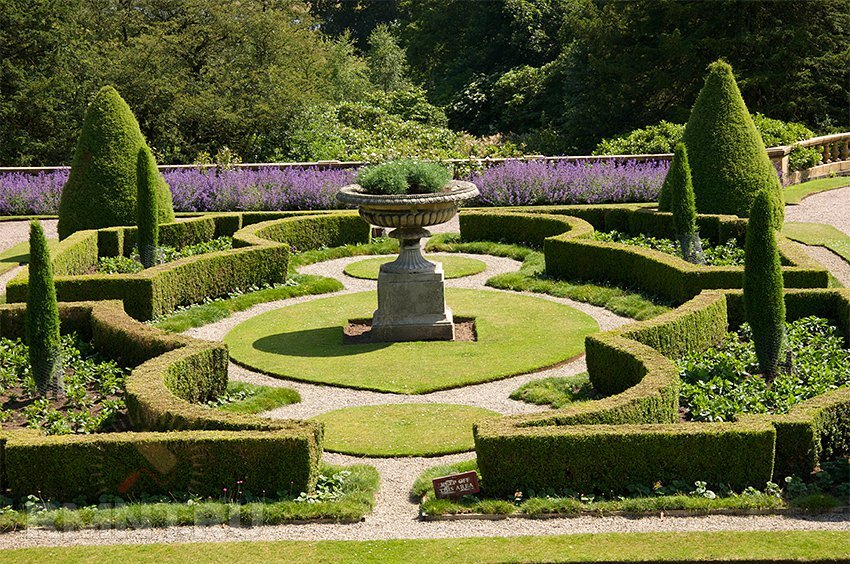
[460,207,829,304]
[0,302,321,501]
[6,211,370,321]
[474,289,850,496]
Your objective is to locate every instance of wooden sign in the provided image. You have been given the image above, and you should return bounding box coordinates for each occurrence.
[432,471,480,499]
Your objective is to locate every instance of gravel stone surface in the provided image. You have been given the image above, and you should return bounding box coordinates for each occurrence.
[0,219,58,254]
[785,185,850,236]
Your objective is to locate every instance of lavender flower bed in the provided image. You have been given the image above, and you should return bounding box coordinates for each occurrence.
[0,160,667,215]
[471,159,668,206]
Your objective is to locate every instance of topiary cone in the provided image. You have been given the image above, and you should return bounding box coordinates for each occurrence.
[137,147,159,268]
[682,61,784,227]
[27,220,63,396]
[58,86,174,239]
[744,190,786,380]
[668,143,704,264]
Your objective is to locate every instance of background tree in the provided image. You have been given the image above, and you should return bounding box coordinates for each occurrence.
[27,220,63,396]
[366,25,412,93]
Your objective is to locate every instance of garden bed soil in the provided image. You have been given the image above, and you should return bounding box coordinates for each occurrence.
[0,384,131,433]
[344,317,477,344]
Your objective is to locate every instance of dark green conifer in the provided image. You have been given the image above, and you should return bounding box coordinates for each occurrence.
[668,143,704,264]
[682,61,784,227]
[137,147,159,268]
[58,86,174,239]
[27,220,63,396]
[744,190,786,380]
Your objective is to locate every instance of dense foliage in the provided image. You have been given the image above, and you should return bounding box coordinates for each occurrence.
[26,221,62,395]
[355,159,451,194]
[136,148,159,268]
[666,144,704,264]
[97,237,235,274]
[592,231,744,267]
[678,317,850,422]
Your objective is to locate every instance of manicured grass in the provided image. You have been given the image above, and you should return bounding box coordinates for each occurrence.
[5,531,848,562]
[311,403,499,457]
[224,289,598,394]
[212,381,300,414]
[427,235,670,320]
[0,239,59,275]
[510,372,593,408]
[343,254,486,280]
[783,176,850,204]
[0,464,378,532]
[412,460,787,518]
[783,222,850,263]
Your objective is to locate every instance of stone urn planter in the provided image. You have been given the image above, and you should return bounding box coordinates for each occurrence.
[337,180,479,342]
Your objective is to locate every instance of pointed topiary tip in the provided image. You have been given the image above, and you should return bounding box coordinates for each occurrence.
[707,59,733,75]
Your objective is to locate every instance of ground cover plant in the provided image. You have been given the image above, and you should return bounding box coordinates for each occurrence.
[0,463,378,532]
[205,381,300,415]
[678,316,850,422]
[97,237,234,274]
[311,404,498,457]
[223,288,598,394]
[427,234,671,320]
[412,459,848,518]
[343,254,486,280]
[0,334,129,435]
[509,373,595,409]
[592,230,745,267]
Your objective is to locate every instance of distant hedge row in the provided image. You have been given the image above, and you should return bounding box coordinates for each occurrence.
[0,301,321,501]
[7,211,370,320]
[474,289,850,496]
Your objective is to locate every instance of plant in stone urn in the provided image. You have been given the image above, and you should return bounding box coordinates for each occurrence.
[337,160,479,342]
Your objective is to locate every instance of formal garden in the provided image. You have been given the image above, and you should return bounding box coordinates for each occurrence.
[1,1,850,561]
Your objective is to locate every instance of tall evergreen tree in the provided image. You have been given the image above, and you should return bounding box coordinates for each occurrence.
[667,143,704,264]
[27,220,63,396]
[136,147,160,268]
[743,190,786,380]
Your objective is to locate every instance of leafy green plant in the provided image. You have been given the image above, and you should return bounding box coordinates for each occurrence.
[96,238,234,274]
[26,220,63,396]
[355,159,451,195]
[592,231,744,267]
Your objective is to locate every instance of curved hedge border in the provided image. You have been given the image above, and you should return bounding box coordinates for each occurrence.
[0,301,321,501]
[460,206,829,304]
[474,288,850,497]
[6,211,370,320]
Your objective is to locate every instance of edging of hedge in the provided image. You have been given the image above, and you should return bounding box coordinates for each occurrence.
[0,301,321,501]
[474,288,850,496]
[6,211,369,320]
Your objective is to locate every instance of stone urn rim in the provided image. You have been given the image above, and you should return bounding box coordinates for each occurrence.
[336,180,479,207]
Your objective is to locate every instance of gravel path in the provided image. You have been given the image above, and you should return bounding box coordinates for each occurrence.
[0,219,57,253]
[786,185,850,237]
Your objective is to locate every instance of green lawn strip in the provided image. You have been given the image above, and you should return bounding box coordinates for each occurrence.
[0,215,58,222]
[783,176,850,205]
[427,235,671,320]
[0,239,60,275]
[311,404,499,457]
[509,372,593,409]
[343,254,486,280]
[413,460,787,518]
[0,464,378,532]
[224,289,598,394]
[6,531,848,563]
[211,381,300,415]
[783,222,850,263]
[289,238,399,269]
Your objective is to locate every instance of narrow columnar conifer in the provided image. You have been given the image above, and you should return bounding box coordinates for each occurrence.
[743,190,786,380]
[137,147,159,268]
[668,143,704,264]
[27,220,63,396]
[682,61,784,227]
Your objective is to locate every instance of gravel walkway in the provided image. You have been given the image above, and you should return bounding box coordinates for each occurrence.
[0,219,58,254]
[786,185,850,237]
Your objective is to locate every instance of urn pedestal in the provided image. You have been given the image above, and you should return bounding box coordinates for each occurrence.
[336,181,479,342]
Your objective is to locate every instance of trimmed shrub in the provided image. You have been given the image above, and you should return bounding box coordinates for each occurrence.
[137,147,159,268]
[460,211,593,248]
[667,144,704,264]
[744,191,786,379]
[57,86,174,239]
[683,61,784,225]
[26,221,63,395]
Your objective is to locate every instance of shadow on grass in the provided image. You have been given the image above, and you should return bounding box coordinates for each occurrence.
[252,326,392,357]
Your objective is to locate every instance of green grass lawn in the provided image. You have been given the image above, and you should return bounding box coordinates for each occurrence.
[312,403,498,457]
[0,239,59,275]
[343,254,486,280]
[212,381,300,414]
[5,531,848,562]
[224,288,598,394]
[510,372,593,408]
[783,222,850,263]
[783,176,850,205]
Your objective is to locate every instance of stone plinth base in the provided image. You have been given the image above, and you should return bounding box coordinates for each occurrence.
[371,266,455,342]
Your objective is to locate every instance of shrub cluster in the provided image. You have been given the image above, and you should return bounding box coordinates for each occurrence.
[355,159,451,195]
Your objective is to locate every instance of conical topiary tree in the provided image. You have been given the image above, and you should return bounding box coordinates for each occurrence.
[682,60,784,228]
[137,147,159,268]
[668,143,705,264]
[57,86,174,239]
[27,220,63,396]
[744,190,786,380]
